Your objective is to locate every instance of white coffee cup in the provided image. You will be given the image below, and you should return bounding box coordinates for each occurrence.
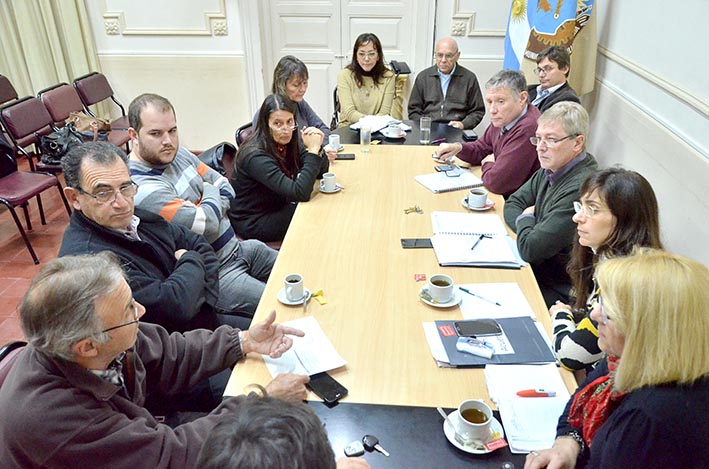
[467,188,489,209]
[328,134,340,150]
[322,172,336,192]
[387,123,401,137]
[284,273,304,301]
[428,274,454,303]
[456,399,493,441]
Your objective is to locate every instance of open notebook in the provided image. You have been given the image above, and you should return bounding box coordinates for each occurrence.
[429,211,524,268]
[414,170,483,193]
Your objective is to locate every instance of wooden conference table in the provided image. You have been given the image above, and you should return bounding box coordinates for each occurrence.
[224,144,576,408]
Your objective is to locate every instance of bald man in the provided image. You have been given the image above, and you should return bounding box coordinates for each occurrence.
[408,37,485,130]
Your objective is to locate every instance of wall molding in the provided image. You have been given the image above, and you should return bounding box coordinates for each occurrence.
[102,0,228,36]
[450,0,506,37]
[598,45,708,118]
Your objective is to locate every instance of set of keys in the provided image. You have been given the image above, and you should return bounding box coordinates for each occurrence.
[344,434,390,457]
[404,205,423,214]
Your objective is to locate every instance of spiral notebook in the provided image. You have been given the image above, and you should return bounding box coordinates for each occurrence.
[430,212,524,268]
[414,170,483,193]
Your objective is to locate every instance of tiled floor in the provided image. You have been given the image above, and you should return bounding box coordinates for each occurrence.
[0,160,70,346]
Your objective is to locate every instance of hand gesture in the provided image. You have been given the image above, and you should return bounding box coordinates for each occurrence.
[242,310,305,358]
[435,142,461,162]
[265,373,309,403]
[301,126,324,153]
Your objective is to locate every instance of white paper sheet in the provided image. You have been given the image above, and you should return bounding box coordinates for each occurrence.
[262,316,346,377]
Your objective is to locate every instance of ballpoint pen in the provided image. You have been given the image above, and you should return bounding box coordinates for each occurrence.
[516,388,557,398]
[430,137,446,145]
[458,286,502,306]
[470,234,490,251]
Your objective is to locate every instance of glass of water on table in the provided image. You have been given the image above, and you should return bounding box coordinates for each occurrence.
[420,116,431,145]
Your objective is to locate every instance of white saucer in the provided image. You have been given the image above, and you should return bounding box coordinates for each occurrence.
[324,144,344,152]
[277,288,312,306]
[382,129,406,139]
[419,287,462,308]
[443,411,505,454]
[319,182,343,194]
[461,197,495,211]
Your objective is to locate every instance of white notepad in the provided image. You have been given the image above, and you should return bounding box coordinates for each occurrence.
[414,171,483,193]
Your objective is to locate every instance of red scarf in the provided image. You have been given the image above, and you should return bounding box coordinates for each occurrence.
[567,355,627,447]
[274,144,300,179]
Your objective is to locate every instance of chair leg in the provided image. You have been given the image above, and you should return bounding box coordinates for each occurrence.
[21,202,33,231]
[35,194,47,225]
[56,182,72,215]
[1,201,40,264]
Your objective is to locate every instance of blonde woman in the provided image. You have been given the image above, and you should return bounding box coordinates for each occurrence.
[526,248,709,469]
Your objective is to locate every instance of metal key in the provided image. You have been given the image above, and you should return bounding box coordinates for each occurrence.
[362,434,390,457]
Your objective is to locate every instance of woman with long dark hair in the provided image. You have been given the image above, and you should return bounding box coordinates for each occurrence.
[551,168,662,372]
[336,33,395,127]
[228,94,327,242]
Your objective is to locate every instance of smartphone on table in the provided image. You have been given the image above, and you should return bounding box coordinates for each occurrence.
[306,372,348,407]
[454,319,502,337]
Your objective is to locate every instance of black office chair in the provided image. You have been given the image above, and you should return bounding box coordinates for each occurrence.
[330,87,340,130]
[235,122,254,148]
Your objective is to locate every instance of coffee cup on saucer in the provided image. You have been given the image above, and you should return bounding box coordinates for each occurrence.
[328,134,341,150]
[284,273,304,301]
[321,172,336,192]
[466,188,489,209]
[456,399,492,441]
[428,274,454,303]
[386,123,402,137]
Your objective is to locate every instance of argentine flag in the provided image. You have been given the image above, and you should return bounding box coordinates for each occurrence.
[503,0,536,70]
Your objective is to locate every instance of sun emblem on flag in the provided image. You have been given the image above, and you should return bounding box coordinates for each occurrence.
[511,0,527,22]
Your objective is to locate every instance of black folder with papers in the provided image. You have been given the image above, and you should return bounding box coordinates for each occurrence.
[435,317,556,367]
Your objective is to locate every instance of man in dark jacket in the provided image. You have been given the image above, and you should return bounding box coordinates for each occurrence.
[527,46,580,113]
[0,253,308,468]
[407,37,485,130]
[58,141,246,332]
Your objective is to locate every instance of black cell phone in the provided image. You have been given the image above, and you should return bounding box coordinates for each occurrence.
[401,238,433,249]
[454,319,502,337]
[462,130,478,142]
[306,372,348,407]
[336,153,356,160]
[434,164,456,172]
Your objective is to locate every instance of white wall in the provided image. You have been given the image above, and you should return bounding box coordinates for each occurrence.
[84,0,253,149]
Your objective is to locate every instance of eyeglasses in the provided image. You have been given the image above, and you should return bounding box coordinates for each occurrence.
[573,201,603,218]
[529,134,578,146]
[357,51,378,60]
[77,182,138,204]
[534,65,557,75]
[597,293,610,325]
[435,53,457,61]
[269,124,298,133]
[101,299,140,333]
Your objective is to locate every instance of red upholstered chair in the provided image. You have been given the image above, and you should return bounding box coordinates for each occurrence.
[235,122,254,148]
[0,152,71,264]
[0,96,61,174]
[72,72,130,150]
[0,75,18,106]
[37,83,85,129]
[0,341,27,388]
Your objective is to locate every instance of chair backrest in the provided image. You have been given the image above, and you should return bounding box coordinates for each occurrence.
[38,83,85,127]
[330,86,340,130]
[0,341,26,388]
[0,75,18,106]
[235,122,254,147]
[73,72,126,116]
[0,96,54,149]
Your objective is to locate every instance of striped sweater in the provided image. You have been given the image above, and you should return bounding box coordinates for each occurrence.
[552,288,603,371]
[129,146,239,265]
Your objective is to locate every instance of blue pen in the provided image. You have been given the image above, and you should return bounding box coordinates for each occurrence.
[458,286,502,307]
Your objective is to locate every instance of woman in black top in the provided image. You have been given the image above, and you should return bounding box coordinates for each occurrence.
[228,94,327,242]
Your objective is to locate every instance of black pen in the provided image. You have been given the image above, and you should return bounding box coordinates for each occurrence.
[470,234,490,251]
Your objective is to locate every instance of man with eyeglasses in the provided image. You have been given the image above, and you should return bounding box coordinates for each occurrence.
[503,102,598,307]
[527,46,580,113]
[435,69,540,198]
[0,252,309,467]
[126,93,277,319]
[408,37,485,130]
[59,141,233,333]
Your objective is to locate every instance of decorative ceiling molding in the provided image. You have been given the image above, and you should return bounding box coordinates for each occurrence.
[451,0,505,38]
[102,0,228,37]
